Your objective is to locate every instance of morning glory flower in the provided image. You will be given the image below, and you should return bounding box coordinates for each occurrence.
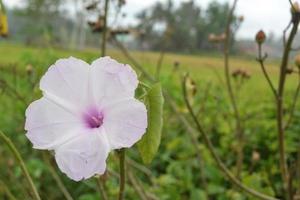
[25,57,147,181]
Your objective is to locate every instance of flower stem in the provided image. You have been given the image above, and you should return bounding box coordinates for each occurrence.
[0,130,41,200]
[118,149,126,200]
[96,176,108,200]
[101,0,109,57]
[277,16,300,200]
[0,180,17,200]
[223,0,244,179]
[42,152,73,200]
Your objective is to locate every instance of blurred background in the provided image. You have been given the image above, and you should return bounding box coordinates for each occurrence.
[2,0,297,56]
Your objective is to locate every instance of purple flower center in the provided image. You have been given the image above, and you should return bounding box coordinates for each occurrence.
[83,108,104,129]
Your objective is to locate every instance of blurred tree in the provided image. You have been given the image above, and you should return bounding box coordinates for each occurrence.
[14,0,69,46]
[135,0,241,52]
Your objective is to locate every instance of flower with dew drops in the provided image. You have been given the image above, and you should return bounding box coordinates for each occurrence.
[25,57,148,181]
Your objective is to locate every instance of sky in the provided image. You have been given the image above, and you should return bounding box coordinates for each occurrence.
[3,0,295,39]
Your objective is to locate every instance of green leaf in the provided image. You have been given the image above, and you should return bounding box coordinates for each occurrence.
[138,83,164,164]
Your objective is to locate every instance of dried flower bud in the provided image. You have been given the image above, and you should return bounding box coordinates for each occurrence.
[173,61,180,71]
[295,54,300,68]
[238,15,244,22]
[219,33,227,41]
[255,30,266,44]
[242,71,251,79]
[286,68,294,74]
[86,2,98,10]
[118,0,126,7]
[208,33,217,42]
[26,64,33,76]
[231,69,241,78]
[252,151,260,162]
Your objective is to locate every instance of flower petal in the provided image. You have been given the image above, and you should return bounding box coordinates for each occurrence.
[103,98,147,149]
[40,57,90,107]
[25,97,84,150]
[90,57,138,106]
[54,128,109,181]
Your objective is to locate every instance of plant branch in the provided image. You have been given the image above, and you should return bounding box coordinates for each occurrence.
[118,149,126,200]
[127,168,148,200]
[0,180,17,200]
[256,44,278,98]
[277,13,300,199]
[182,74,278,200]
[223,0,244,179]
[101,0,109,57]
[96,177,108,200]
[43,152,73,200]
[0,130,41,200]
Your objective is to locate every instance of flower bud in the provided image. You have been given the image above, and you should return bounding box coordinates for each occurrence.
[255,30,266,44]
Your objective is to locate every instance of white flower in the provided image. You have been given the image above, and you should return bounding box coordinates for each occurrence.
[25,57,147,181]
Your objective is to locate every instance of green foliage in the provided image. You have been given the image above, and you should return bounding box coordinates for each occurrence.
[138,83,164,164]
[0,43,299,199]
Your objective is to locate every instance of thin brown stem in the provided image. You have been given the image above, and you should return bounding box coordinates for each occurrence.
[0,130,41,200]
[43,152,74,200]
[0,79,27,104]
[127,169,148,200]
[96,177,108,200]
[0,180,17,200]
[118,149,126,200]
[101,0,109,57]
[223,0,244,179]
[256,44,278,98]
[277,15,300,199]
[283,22,292,46]
[182,75,278,200]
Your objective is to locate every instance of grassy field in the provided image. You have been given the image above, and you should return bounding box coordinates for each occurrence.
[0,42,299,200]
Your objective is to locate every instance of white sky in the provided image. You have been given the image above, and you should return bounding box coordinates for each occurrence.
[3,0,295,39]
